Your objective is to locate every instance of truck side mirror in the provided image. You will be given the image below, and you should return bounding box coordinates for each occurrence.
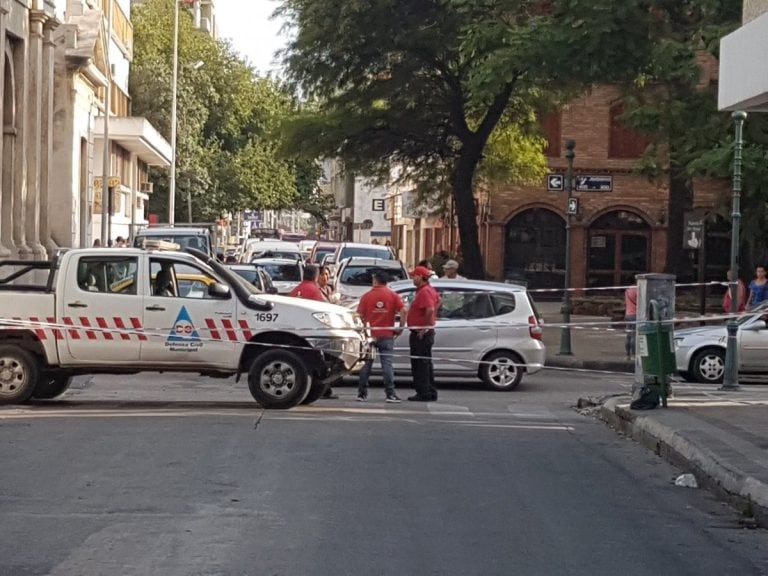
[208,282,231,299]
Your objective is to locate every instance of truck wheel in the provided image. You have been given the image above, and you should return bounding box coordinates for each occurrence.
[301,379,331,405]
[480,351,523,390]
[248,350,309,409]
[0,346,40,405]
[32,375,72,400]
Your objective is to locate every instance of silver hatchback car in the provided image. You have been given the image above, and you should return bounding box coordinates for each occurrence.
[357,279,546,390]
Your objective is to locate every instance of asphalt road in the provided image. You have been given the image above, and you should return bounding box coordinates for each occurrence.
[1,370,766,576]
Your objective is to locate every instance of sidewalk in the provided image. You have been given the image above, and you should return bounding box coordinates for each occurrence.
[533,302,768,526]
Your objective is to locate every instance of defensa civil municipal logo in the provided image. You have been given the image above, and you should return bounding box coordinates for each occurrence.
[166,306,203,351]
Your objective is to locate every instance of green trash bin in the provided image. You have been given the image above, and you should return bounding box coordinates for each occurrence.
[637,300,675,407]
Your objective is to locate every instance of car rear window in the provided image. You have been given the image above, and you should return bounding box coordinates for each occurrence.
[261,263,302,282]
[490,293,517,316]
[340,266,406,286]
[339,247,393,260]
[312,247,336,264]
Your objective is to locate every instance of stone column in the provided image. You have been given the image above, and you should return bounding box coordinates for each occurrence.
[11,35,30,259]
[41,15,58,254]
[24,10,47,260]
[0,0,11,258]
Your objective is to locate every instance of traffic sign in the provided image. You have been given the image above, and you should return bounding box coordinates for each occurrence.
[574,175,612,191]
[547,174,564,191]
[567,198,579,215]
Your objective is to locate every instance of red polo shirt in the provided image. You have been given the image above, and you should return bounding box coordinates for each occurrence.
[289,280,326,302]
[407,283,439,329]
[357,285,405,338]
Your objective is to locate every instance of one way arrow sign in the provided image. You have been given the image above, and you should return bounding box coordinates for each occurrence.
[547,174,564,191]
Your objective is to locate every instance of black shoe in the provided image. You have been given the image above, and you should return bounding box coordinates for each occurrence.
[408,394,431,402]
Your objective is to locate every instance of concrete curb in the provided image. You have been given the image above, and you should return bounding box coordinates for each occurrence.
[547,357,634,373]
[599,396,768,527]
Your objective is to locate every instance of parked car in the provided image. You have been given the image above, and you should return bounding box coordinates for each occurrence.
[308,241,339,265]
[353,279,545,390]
[334,257,409,305]
[252,257,304,294]
[674,302,768,383]
[241,240,302,263]
[227,263,277,294]
[299,239,317,261]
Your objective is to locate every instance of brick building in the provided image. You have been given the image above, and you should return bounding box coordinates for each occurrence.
[393,73,731,288]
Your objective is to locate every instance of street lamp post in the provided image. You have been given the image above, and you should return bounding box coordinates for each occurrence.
[168,0,180,226]
[559,139,576,356]
[721,111,747,391]
[99,0,113,245]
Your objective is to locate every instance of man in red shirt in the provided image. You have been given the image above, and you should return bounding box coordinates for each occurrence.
[289,264,339,399]
[406,265,439,401]
[288,264,325,302]
[356,271,406,402]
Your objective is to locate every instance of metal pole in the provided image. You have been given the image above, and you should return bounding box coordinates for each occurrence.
[99,0,113,245]
[721,111,746,390]
[559,139,576,355]
[168,0,180,226]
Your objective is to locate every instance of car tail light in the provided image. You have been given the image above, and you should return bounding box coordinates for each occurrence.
[528,315,542,340]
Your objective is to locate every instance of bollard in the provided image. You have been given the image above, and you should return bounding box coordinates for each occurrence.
[632,274,676,409]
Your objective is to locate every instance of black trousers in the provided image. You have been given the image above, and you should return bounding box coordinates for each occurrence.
[409,330,437,399]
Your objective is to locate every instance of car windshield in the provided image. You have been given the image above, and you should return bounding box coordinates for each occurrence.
[231,268,261,286]
[339,247,393,260]
[340,266,406,286]
[261,263,302,282]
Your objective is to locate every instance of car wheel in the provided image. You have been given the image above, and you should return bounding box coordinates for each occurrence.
[248,350,309,409]
[32,374,72,400]
[691,348,725,384]
[0,345,40,405]
[480,351,523,391]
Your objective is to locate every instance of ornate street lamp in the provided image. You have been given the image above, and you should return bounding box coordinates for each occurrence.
[559,139,576,356]
[721,111,747,390]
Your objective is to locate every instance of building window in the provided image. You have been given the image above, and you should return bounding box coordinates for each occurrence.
[540,113,561,158]
[608,101,649,158]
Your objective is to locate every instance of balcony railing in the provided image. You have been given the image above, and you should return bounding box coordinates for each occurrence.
[93,0,134,60]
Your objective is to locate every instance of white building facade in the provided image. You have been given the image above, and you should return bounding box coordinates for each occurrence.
[52,0,170,248]
[719,0,768,111]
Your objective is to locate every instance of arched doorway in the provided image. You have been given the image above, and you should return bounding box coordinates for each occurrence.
[504,208,565,289]
[588,210,650,287]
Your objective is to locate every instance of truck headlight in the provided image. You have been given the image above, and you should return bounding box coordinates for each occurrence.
[313,312,354,329]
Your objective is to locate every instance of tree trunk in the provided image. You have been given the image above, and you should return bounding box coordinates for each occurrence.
[452,147,485,279]
[665,167,693,278]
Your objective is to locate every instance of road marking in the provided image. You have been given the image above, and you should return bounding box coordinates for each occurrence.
[459,423,574,431]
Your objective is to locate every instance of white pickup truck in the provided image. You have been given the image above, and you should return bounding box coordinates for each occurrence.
[0,245,366,408]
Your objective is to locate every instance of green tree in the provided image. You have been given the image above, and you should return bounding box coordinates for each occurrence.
[130,0,313,224]
[278,0,655,278]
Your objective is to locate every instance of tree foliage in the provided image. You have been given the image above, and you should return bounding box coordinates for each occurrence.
[278,0,659,278]
[130,0,325,224]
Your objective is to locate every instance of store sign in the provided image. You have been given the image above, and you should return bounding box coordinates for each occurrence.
[372,198,386,211]
[683,210,706,250]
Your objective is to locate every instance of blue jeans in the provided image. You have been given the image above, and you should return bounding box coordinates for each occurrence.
[358,337,396,397]
[625,315,636,357]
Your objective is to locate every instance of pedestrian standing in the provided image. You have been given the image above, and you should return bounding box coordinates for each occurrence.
[624,284,638,360]
[317,265,339,304]
[115,236,126,248]
[746,265,768,309]
[723,270,747,314]
[288,264,325,302]
[289,264,339,399]
[356,271,406,403]
[406,265,439,401]
[441,259,465,279]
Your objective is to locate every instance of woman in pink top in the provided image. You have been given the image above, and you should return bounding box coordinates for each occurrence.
[624,285,638,359]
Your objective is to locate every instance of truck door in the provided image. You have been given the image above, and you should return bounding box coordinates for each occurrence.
[141,257,237,367]
[60,254,142,363]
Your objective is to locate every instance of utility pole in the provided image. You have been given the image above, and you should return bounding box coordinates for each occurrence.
[99,0,113,245]
[559,139,576,356]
